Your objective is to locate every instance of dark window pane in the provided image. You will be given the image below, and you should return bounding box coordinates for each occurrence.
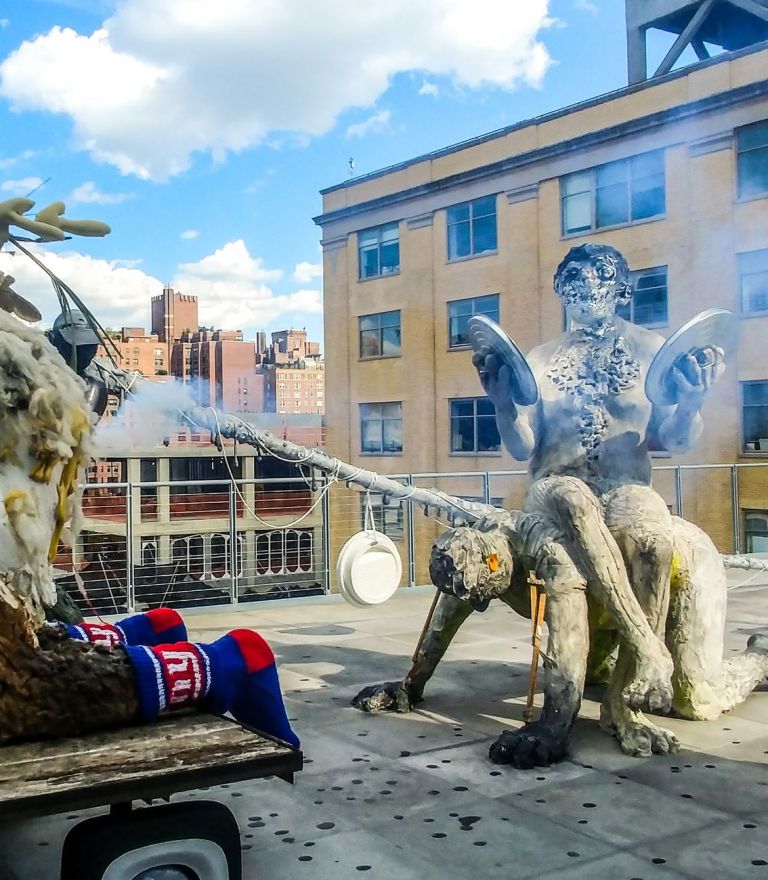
[477,414,501,451]
[596,160,627,187]
[361,419,382,452]
[380,241,400,273]
[382,419,402,452]
[381,326,401,355]
[738,121,768,152]
[744,382,768,406]
[473,195,497,217]
[447,203,470,224]
[448,221,471,259]
[596,182,629,227]
[476,397,496,416]
[448,299,472,319]
[451,416,475,451]
[475,294,500,321]
[563,192,592,234]
[360,329,381,358]
[631,173,665,219]
[739,148,768,198]
[360,247,379,279]
[472,214,497,253]
[451,399,474,418]
[381,310,400,328]
[449,315,469,347]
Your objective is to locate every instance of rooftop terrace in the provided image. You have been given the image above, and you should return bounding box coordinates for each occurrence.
[3,571,767,879]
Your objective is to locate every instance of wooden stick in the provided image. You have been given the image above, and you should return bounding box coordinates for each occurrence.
[523,571,547,723]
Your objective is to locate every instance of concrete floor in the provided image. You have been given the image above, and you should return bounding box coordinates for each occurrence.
[3,569,767,880]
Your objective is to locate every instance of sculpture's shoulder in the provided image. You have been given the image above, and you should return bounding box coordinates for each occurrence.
[614,317,665,364]
[525,337,562,376]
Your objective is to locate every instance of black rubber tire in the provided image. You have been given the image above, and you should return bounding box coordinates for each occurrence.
[60,800,241,880]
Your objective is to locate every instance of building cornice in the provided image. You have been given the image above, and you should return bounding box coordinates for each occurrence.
[314,78,768,229]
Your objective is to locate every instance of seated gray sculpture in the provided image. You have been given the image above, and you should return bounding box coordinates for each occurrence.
[354,243,768,767]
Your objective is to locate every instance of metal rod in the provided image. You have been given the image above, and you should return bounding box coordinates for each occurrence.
[406,475,417,588]
[675,465,684,519]
[228,482,239,604]
[125,483,135,612]
[321,477,332,595]
[731,465,741,555]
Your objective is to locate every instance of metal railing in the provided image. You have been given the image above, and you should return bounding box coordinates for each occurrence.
[55,462,768,614]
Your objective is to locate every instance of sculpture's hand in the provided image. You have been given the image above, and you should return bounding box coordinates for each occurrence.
[472,349,517,416]
[670,345,725,406]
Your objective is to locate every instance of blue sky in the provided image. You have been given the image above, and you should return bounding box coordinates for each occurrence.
[0,0,703,348]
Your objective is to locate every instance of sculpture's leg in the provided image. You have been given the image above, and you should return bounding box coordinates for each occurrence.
[525,476,673,713]
[599,646,680,757]
[489,542,588,768]
[351,591,474,712]
[667,517,768,720]
[603,485,674,636]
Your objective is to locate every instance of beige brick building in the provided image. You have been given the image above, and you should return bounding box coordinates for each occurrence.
[315,43,768,565]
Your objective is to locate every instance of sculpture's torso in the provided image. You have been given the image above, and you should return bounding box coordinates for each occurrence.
[526,317,665,492]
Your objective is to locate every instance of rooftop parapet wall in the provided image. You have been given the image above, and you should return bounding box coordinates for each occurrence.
[317,42,768,224]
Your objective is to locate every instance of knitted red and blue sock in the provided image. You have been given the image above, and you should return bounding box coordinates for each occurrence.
[64,608,187,647]
[124,629,299,749]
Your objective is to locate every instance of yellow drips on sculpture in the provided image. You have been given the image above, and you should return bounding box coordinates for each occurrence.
[48,406,90,563]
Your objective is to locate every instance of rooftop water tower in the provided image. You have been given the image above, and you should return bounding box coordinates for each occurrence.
[626,0,768,83]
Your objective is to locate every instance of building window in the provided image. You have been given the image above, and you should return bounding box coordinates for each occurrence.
[358,222,400,279]
[616,266,668,327]
[737,120,768,199]
[561,150,665,235]
[742,381,768,452]
[360,402,402,454]
[446,195,497,261]
[359,310,401,359]
[745,511,768,552]
[448,294,500,348]
[360,493,404,541]
[739,249,768,314]
[450,397,501,453]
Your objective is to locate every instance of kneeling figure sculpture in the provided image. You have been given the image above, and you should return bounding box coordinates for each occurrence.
[354,244,768,767]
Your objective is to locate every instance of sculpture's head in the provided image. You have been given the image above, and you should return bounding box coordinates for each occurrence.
[554,243,632,327]
[429,526,513,611]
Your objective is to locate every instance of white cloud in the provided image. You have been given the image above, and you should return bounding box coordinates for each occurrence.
[346,109,392,139]
[180,229,199,239]
[0,245,161,330]
[0,1,553,180]
[174,240,319,331]
[0,239,319,336]
[1,176,44,194]
[419,81,439,97]
[69,180,133,204]
[574,0,598,12]
[293,261,322,284]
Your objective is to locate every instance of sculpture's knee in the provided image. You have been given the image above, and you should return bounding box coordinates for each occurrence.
[631,528,674,571]
[526,476,600,524]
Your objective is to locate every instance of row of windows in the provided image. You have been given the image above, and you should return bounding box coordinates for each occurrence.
[361,381,768,456]
[357,250,768,363]
[357,120,768,279]
[360,399,500,455]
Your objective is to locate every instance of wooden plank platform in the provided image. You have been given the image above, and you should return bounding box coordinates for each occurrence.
[0,714,302,821]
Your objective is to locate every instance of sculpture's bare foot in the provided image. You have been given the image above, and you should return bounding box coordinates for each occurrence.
[621,657,674,714]
[601,702,679,757]
[351,681,415,713]
[488,724,569,769]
